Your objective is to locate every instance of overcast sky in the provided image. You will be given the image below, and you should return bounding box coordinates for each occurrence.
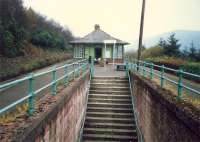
[23,0,200,44]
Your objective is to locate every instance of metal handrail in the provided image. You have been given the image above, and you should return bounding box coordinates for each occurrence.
[0,59,88,116]
[127,59,200,99]
[126,63,144,142]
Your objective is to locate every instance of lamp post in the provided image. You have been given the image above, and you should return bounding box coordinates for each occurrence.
[137,0,146,70]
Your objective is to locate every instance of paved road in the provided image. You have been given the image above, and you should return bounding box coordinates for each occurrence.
[0,59,80,109]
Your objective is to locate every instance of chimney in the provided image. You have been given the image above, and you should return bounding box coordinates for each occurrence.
[94,24,100,30]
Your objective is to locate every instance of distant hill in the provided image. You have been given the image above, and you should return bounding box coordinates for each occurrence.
[143,30,200,50]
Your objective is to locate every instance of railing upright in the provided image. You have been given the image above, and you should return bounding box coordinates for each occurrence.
[177,69,183,99]
[150,63,154,80]
[143,62,146,77]
[160,65,165,88]
[64,64,69,86]
[52,66,57,96]
[73,63,76,80]
[28,73,34,116]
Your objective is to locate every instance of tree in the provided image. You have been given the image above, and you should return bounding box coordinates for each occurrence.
[158,38,166,48]
[163,34,181,57]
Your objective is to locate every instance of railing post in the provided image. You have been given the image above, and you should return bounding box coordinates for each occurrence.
[52,66,57,96]
[64,64,69,86]
[73,63,75,80]
[150,63,154,79]
[28,73,34,116]
[78,62,80,77]
[177,69,183,100]
[160,65,165,87]
[90,60,94,77]
[126,60,129,77]
[143,62,146,77]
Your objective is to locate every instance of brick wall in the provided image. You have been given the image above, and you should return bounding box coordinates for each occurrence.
[11,72,90,142]
[130,72,200,142]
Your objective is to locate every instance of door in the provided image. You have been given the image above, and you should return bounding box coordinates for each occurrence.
[95,48,102,60]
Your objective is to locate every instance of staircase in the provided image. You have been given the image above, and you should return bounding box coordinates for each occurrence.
[82,77,138,142]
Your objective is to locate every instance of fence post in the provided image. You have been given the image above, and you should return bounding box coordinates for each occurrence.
[64,64,69,86]
[150,63,154,79]
[143,62,146,77]
[78,62,80,77]
[90,60,94,77]
[126,60,129,77]
[73,63,75,80]
[160,65,165,87]
[28,73,34,116]
[177,69,183,100]
[52,66,57,96]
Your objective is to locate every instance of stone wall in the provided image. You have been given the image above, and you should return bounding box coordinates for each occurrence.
[130,72,200,142]
[11,72,90,142]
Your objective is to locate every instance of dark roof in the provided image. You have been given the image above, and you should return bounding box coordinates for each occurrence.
[70,24,129,45]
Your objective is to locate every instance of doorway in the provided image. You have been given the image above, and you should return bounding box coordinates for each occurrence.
[95,48,102,60]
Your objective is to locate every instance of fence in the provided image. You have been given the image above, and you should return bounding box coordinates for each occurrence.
[126,59,200,100]
[0,59,89,116]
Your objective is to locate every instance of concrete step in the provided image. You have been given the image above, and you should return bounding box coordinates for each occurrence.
[87,102,132,108]
[88,98,132,104]
[84,122,136,130]
[89,94,131,99]
[87,107,133,113]
[86,112,134,118]
[90,86,130,91]
[90,83,129,87]
[91,80,129,84]
[82,133,137,142]
[83,127,137,136]
[85,116,135,124]
[89,90,130,95]
[93,76,128,80]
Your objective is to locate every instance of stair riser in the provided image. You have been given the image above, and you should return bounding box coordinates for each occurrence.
[89,95,131,100]
[93,77,128,80]
[86,113,134,118]
[83,135,137,141]
[91,80,129,84]
[87,103,132,108]
[84,123,136,130]
[90,87,129,91]
[88,98,132,104]
[87,108,133,113]
[83,130,137,136]
[85,118,135,124]
[89,90,130,95]
[90,84,129,87]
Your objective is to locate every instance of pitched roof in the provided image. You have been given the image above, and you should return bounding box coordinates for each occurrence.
[70,24,129,45]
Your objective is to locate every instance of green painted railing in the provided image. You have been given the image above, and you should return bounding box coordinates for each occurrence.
[126,59,200,100]
[0,59,89,116]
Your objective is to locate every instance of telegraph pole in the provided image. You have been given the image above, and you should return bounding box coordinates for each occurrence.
[137,0,146,69]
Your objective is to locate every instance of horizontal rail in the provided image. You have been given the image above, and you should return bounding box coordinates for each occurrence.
[0,59,89,116]
[126,59,200,100]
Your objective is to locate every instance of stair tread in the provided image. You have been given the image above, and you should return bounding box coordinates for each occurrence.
[84,122,135,127]
[83,133,136,139]
[87,107,132,110]
[84,127,136,133]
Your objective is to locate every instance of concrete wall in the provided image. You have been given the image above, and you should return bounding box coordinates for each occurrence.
[11,72,90,142]
[130,72,200,142]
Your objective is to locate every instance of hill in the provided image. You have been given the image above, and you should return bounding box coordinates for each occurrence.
[143,30,200,50]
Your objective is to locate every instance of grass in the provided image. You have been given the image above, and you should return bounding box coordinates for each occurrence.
[0,44,72,81]
[137,70,200,109]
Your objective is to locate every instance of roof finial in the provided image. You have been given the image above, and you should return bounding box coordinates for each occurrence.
[94,24,100,30]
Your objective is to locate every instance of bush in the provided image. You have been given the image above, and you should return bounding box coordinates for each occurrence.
[141,45,164,59]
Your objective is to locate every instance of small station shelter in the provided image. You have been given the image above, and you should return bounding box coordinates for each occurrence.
[70,24,128,64]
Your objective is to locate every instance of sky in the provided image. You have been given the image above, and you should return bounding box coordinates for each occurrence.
[23,0,200,47]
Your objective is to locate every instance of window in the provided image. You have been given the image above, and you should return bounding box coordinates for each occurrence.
[74,46,84,58]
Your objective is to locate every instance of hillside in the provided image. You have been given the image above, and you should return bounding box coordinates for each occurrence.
[143,30,200,50]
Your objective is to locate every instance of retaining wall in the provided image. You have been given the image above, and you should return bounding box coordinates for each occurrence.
[130,71,200,142]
